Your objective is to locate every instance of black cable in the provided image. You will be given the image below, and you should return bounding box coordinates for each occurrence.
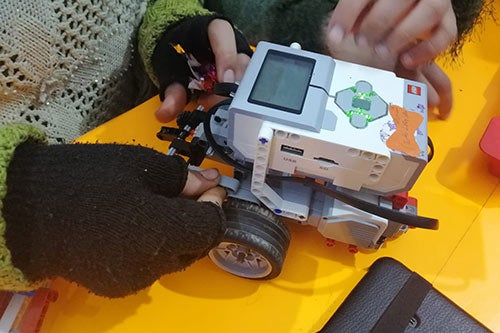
[202,100,438,230]
[427,136,434,162]
[267,175,438,230]
[203,98,253,172]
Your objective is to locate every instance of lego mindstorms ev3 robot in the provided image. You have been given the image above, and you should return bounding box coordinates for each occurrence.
[158,41,438,280]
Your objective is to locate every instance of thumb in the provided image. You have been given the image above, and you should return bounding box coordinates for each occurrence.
[156,82,187,123]
[182,168,221,197]
[221,68,235,83]
[197,186,227,207]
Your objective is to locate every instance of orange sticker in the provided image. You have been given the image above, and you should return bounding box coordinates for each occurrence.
[386,105,423,157]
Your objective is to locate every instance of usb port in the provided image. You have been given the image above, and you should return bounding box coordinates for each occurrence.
[281,145,304,156]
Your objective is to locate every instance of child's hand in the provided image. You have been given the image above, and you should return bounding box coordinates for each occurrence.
[155,18,251,123]
[327,0,457,69]
[324,1,455,120]
[4,142,228,297]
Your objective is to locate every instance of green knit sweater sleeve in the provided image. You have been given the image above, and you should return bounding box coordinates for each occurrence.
[138,0,211,85]
[0,124,47,291]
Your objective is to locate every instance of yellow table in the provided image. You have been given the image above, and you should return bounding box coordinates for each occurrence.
[40,7,500,332]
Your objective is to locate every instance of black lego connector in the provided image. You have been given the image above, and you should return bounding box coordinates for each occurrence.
[213,82,238,97]
[156,108,210,166]
[156,126,180,141]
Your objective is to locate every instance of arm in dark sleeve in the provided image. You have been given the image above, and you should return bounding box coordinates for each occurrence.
[3,143,226,297]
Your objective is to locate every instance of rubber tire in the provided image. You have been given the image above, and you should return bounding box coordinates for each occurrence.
[209,198,291,280]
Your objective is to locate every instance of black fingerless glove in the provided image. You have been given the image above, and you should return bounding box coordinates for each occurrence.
[152,14,253,100]
[3,143,226,298]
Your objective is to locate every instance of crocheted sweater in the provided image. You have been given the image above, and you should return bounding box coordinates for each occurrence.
[0,0,152,144]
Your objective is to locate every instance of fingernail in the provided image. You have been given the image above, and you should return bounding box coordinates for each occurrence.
[400,53,414,68]
[223,69,235,83]
[356,35,368,48]
[200,168,220,180]
[375,43,390,58]
[328,25,344,45]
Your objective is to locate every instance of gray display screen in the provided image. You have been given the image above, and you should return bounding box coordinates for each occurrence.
[248,49,315,114]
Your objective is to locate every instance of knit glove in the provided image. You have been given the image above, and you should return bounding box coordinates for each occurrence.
[151,14,253,100]
[3,143,226,298]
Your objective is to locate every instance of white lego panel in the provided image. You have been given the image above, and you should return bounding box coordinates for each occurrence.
[362,153,424,194]
[250,122,310,221]
[231,115,391,191]
[230,113,264,162]
[266,126,391,191]
[325,60,403,154]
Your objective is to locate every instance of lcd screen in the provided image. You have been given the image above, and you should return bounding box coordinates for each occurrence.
[248,49,315,114]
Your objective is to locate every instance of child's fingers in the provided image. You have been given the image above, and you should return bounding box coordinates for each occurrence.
[400,7,457,68]
[197,186,227,207]
[395,60,452,120]
[208,19,239,83]
[327,0,372,31]
[182,169,221,197]
[422,62,453,120]
[208,19,251,85]
[356,0,415,47]
[155,83,187,123]
[385,0,456,60]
